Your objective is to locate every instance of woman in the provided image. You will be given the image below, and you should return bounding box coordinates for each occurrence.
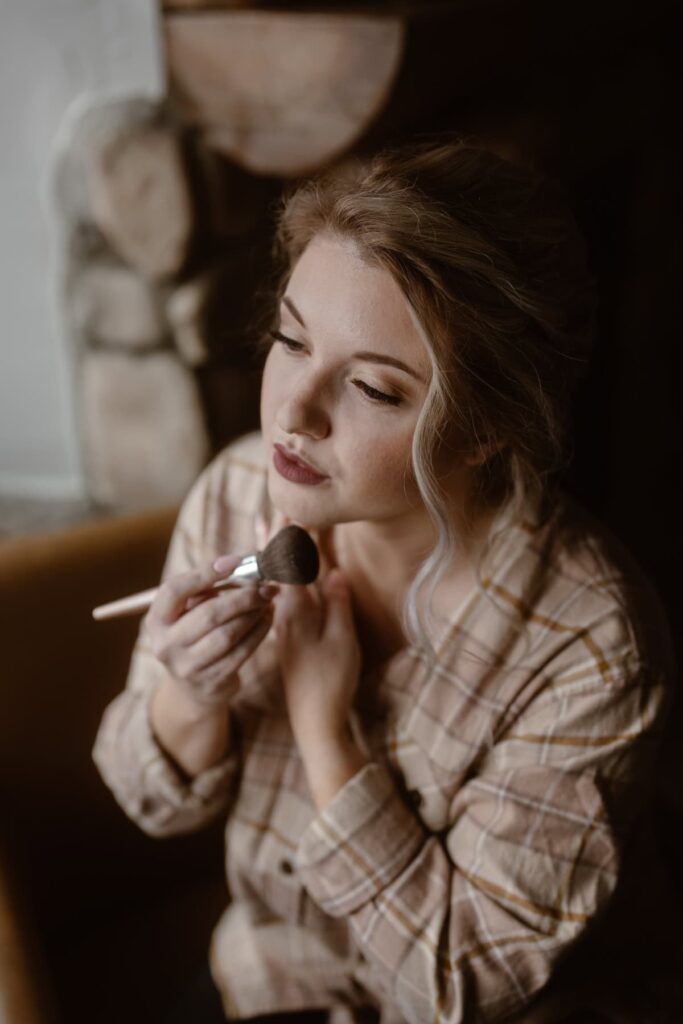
[93,140,676,1023]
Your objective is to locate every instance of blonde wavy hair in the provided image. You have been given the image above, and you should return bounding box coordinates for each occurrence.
[264,137,597,655]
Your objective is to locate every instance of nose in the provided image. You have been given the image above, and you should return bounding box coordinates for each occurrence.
[275,376,330,440]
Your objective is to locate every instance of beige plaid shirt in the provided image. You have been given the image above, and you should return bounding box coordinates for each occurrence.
[93,432,677,1023]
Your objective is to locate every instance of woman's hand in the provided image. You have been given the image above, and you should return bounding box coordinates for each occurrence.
[273,572,368,810]
[145,555,276,712]
[259,508,360,741]
[273,569,361,748]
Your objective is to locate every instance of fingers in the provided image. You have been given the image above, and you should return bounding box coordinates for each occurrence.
[144,550,281,709]
[152,555,244,624]
[194,612,274,699]
[272,567,352,645]
[323,568,348,597]
[173,584,273,647]
[273,582,321,639]
[187,605,272,671]
[184,593,212,612]
[148,587,275,705]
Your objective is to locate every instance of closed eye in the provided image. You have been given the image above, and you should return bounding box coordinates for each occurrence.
[353,381,402,406]
[269,329,402,407]
[269,329,304,353]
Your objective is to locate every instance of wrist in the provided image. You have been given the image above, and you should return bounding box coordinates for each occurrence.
[159,675,232,724]
[297,722,368,813]
[150,678,232,779]
[293,717,354,762]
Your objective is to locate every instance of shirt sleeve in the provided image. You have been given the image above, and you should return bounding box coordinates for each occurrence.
[295,653,669,1023]
[92,459,242,839]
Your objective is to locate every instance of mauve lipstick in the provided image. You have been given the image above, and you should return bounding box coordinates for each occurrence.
[273,444,329,485]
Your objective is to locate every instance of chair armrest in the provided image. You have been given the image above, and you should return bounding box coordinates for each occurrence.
[0,505,178,814]
[0,845,56,1024]
[0,508,227,1024]
[0,508,226,923]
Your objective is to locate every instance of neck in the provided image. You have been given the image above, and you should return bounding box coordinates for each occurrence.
[329,511,434,665]
[345,506,435,572]
[320,491,498,668]
[331,493,495,601]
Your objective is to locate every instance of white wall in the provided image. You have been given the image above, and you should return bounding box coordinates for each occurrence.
[0,0,164,498]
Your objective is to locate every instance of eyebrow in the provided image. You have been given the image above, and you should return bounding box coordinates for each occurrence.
[281,294,427,384]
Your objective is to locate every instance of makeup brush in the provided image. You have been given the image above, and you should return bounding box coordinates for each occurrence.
[92,524,319,621]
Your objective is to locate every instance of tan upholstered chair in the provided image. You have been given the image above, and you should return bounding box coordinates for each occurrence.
[0,509,227,1024]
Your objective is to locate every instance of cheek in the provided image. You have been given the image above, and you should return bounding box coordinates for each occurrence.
[259,349,280,430]
[353,425,415,492]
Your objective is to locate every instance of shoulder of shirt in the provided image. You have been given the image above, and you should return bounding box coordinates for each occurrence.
[518,490,673,679]
[177,431,268,542]
[194,431,266,492]
[538,491,652,602]
[207,431,267,480]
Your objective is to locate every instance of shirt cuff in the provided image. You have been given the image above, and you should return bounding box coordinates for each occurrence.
[295,762,425,917]
[93,686,237,835]
[140,694,237,812]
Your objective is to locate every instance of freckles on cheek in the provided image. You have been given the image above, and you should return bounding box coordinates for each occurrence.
[358,429,415,488]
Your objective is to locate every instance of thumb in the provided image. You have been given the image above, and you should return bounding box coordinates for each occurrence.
[273,581,320,637]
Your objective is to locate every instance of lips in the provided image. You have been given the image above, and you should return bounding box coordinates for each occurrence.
[273,443,329,485]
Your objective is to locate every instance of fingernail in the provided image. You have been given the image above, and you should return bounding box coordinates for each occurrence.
[213,555,234,573]
[258,583,278,600]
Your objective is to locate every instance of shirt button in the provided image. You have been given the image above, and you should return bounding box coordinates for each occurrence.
[279,858,294,875]
[407,789,422,809]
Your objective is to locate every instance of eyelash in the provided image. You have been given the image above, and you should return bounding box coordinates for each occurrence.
[268,330,402,407]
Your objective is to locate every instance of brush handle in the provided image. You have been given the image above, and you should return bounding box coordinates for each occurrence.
[92,554,261,621]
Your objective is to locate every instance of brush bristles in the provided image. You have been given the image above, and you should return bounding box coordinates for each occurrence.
[257,525,319,584]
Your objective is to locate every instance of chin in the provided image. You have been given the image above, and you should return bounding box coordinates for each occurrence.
[268,476,339,530]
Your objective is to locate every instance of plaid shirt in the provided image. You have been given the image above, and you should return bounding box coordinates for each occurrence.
[93,432,676,1023]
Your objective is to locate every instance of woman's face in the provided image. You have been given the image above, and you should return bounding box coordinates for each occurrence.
[260,233,432,529]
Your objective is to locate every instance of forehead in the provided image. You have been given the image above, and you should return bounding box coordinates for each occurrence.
[284,234,432,376]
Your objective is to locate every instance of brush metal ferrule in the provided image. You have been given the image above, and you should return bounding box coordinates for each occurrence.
[226,553,261,584]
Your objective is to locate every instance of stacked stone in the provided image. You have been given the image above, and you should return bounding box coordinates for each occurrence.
[51,10,409,510]
[52,96,275,510]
